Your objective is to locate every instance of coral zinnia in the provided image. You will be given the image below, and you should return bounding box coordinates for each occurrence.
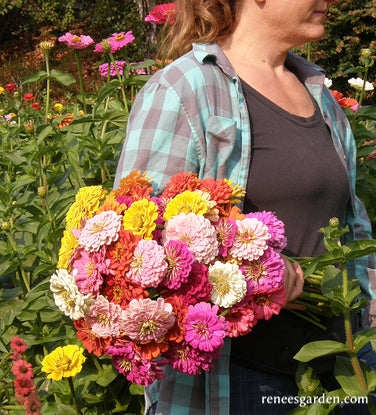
[145,3,177,25]
[208,261,247,308]
[10,336,27,354]
[114,171,153,198]
[226,303,257,338]
[185,302,228,352]
[41,345,86,381]
[12,359,34,378]
[161,172,201,199]
[123,199,158,240]
[14,375,34,396]
[229,217,270,261]
[251,286,286,320]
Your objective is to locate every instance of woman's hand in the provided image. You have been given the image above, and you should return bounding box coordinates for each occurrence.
[281,255,305,310]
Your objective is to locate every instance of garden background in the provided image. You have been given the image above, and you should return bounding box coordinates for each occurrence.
[0,0,375,414]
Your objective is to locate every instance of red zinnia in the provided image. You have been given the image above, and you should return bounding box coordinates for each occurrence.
[5,83,16,92]
[24,393,42,415]
[12,359,34,378]
[145,3,177,25]
[24,93,35,101]
[199,178,234,205]
[10,336,27,353]
[31,103,41,110]
[330,90,359,109]
[74,319,113,356]
[14,374,34,396]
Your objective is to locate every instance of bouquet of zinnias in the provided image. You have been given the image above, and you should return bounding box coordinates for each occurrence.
[51,171,287,385]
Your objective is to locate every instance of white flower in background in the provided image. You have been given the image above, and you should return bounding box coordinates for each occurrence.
[324,77,333,88]
[208,261,247,308]
[50,269,93,320]
[348,77,374,92]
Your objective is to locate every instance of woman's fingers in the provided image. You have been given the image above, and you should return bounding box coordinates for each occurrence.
[282,256,305,308]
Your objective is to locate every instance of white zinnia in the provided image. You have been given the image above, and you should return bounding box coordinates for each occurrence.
[50,269,93,320]
[324,77,332,89]
[208,261,247,308]
[348,77,374,92]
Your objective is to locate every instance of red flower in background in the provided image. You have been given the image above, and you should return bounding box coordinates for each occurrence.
[31,103,41,110]
[145,3,176,25]
[24,93,35,101]
[5,83,16,92]
[330,90,359,111]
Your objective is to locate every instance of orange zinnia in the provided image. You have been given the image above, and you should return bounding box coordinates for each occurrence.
[114,171,153,198]
[162,172,201,199]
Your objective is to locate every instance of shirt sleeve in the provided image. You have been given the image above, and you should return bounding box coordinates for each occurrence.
[113,80,201,193]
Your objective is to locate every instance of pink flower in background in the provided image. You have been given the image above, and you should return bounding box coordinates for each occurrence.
[127,239,168,288]
[109,31,135,52]
[240,248,285,294]
[121,298,175,342]
[129,62,147,75]
[106,342,166,385]
[145,3,177,25]
[162,240,194,289]
[58,33,94,49]
[251,286,286,320]
[246,211,287,252]
[11,359,34,378]
[98,61,127,78]
[10,337,27,354]
[162,213,218,264]
[77,210,122,252]
[185,302,228,352]
[86,295,123,337]
[229,217,270,261]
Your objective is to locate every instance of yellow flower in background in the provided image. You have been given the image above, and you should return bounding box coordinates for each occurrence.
[122,199,158,240]
[53,103,64,112]
[65,186,107,230]
[164,190,208,221]
[224,179,246,204]
[41,345,86,381]
[0,87,4,95]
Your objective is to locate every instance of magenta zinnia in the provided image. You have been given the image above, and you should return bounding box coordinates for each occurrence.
[162,240,194,289]
[58,33,94,49]
[145,3,177,25]
[185,302,228,352]
[109,31,135,52]
[121,298,176,342]
[251,287,286,320]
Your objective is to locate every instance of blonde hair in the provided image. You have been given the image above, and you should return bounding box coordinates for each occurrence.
[159,0,239,60]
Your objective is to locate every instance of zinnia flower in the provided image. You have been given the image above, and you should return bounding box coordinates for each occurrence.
[162,240,194,289]
[0,86,4,94]
[23,93,34,101]
[24,393,42,415]
[185,302,228,352]
[324,77,332,88]
[10,336,27,353]
[58,32,94,49]
[229,217,270,261]
[77,210,122,252]
[121,298,176,343]
[5,83,16,92]
[330,90,360,112]
[31,103,41,110]
[123,199,158,240]
[14,375,34,396]
[85,295,124,338]
[226,303,257,338]
[162,172,201,199]
[50,269,93,320]
[162,212,219,264]
[251,286,286,320]
[127,239,168,288]
[215,218,236,257]
[164,190,208,221]
[208,261,247,308]
[109,31,135,52]
[145,3,176,25]
[53,103,64,112]
[98,61,127,78]
[41,345,86,380]
[12,359,34,378]
[348,77,374,92]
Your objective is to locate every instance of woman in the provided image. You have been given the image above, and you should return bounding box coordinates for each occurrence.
[115,0,376,413]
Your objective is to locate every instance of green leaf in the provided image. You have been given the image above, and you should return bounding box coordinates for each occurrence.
[22,70,48,84]
[37,125,54,144]
[49,69,76,86]
[321,265,343,298]
[129,383,144,395]
[3,150,28,165]
[95,364,118,387]
[94,80,122,109]
[341,66,366,76]
[342,239,376,261]
[294,340,351,363]
[353,328,376,352]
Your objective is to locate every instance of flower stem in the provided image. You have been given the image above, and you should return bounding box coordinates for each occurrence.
[68,377,82,415]
[109,53,129,112]
[44,53,51,124]
[74,50,87,113]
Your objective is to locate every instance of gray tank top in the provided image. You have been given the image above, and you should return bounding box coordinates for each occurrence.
[231,78,350,376]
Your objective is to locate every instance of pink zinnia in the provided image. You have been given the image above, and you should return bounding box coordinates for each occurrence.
[71,247,112,295]
[240,248,285,294]
[251,286,286,321]
[24,392,41,415]
[109,31,135,52]
[12,359,34,378]
[106,342,165,386]
[98,61,127,78]
[121,298,175,342]
[145,3,176,25]
[10,336,27,353]
[226,303,257,338]
[171,263,212,306]
[162,212,218,264]
[246,211,287,252]
[185,302,228,352]
[164,341,221,375]
[58,33,94,49]
[215,219,236,257]
[86,295,123,337]
[229,217,270,261]
[76,210,122,252]
[162,240,194,289]
[14,374,34,396]
[126,239,167,288]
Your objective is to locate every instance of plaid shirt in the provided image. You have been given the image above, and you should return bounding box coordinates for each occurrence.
[114,43,376,415]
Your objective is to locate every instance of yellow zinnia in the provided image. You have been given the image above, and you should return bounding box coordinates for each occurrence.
[164,191,208,221]
[0,87,4,95]
[57,229,79,269]
[123,199,158,240]
[53,103,64,112]
[41,345,86,381]
[65,186,107,230]
[224,179,246,204]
